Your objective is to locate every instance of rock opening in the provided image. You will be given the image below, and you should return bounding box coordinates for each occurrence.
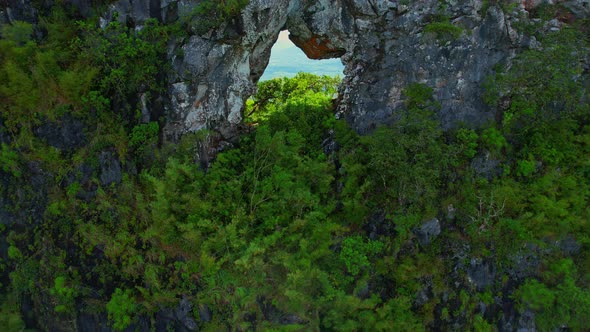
[259,30,345,81]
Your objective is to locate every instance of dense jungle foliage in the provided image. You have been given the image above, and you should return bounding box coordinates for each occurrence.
[0,3,589,332]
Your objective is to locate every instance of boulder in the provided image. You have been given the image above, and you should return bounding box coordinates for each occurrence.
[415,218,442,246]
[471,152,503,180]
[99,151,122,187]
[467,258,495,291]
[34,115,86,151]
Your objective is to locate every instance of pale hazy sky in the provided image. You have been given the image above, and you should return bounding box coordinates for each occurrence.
[260,31,344,81]
[277,30,291,42]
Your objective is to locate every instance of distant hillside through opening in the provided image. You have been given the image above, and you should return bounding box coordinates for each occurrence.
[260,30,345,81]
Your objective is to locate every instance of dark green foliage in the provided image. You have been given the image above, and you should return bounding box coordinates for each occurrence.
[403,82,436,109]
[1,21,34,45]
[424,18,462,41]
[106,288,137,330]
[0,4,589,331]
[515,158,536,177]
[484,28,588,125]
[183,0,250,34]
[0,144,21,177]
[50,276,78,313]
[480,127,508,154]
[247,73,340,122]
[129,122,159,149]
[336,84,446,220]
[340,236,384,276]
[75,18,169,105]
[129,122,160,163]
[516,279,555,312]
[456,128,478,158]
[0,294,26,330]
[516,260,590,330]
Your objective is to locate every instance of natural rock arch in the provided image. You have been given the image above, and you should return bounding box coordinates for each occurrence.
[161,0,511,149]
[8,0,588,156]
[161,0,353,150]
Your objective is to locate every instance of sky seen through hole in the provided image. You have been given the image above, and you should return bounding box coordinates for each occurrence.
[260,31,345,81]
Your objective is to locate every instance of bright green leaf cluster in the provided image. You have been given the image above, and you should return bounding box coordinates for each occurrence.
[106,288,137,330]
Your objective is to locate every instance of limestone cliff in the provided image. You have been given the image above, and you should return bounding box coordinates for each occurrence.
[101,0,508,139]
[3,0,588,140]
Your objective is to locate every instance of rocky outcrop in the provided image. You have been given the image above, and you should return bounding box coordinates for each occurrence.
[161,0,500,138]
[4,0,588,141]
[167,0,586,139]
[98,0,590,142]
[415,218,441,246]
[34,115,86,151]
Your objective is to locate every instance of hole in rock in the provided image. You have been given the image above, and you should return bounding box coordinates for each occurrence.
[259,30,345,81]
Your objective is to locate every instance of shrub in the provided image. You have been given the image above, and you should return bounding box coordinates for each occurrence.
[1,21,33,45]
[0,144,21,177]
[456,128,479,159]
[424,20,462,40]
[7,245,22,261]
[76,18,169,104]
[50,276,78,313]
[184,0,250,34]
[403,83,435,109]
[516,158,536,177]
[106,288,137,330]
[480,128,508,153]
[340,236,383,276]
[516,279,555,312]
[484,28,587,123]
[0,294,26,331]
[129,122,159,153]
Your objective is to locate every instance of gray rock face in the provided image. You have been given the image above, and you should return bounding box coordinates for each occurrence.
[467,258,495,291]
[471,151,503,180]
[162,0,296,144]
[0,170,16,227]
[153,297,198,331]
[364,211,396,240]
[500,307,538,332]
[516,309,537,332]
[508,246,541,280]
[558,235,581,255]
[561,0,590,18]
[174,297,198,331]
[415,218,441,246]
[0,118,9,145]
[76,312,111,332]
[64,163,97,201]
[34,115,86,151]
[198,304,212,323]
[99,151,122,187]
[339,2,505,132]
[1,0,38,25]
